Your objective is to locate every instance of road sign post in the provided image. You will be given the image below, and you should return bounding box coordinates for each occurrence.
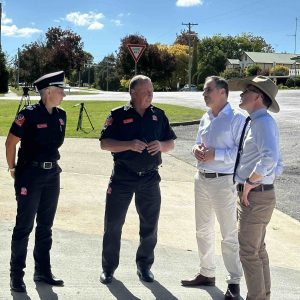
[127,44,146,75]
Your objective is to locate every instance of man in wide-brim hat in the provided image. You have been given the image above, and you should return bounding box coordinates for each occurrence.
[229,75,283,300]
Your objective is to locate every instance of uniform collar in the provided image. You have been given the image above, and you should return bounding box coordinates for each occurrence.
[124,101,155,113]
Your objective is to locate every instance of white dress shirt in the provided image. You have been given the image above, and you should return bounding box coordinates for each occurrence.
[195,102,246,173]
[235,108,283,184]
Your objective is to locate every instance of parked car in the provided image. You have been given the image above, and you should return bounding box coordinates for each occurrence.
[180,84,198,91]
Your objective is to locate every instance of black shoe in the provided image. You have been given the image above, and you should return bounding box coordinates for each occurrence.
[224,284,240,300]
[34,270,64,286]
[10,277,26,293]
[100,271,114,284]
[181,273,215,286]
[137,268,154,282]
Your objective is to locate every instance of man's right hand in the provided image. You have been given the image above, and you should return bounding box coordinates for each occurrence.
[130,139,148,153]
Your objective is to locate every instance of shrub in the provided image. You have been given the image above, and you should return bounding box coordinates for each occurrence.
[270,65,289,76]
[245,64,262,76]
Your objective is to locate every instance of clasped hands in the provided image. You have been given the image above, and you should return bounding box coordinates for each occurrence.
[194,143,215,162]
[131,139,161,156]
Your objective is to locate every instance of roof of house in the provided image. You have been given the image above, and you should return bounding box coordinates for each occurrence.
[244,52,300,64]
[227,59,240,65]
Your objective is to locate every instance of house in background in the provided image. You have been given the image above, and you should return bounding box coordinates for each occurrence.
[226,51,300,77]
[226,59,240,69]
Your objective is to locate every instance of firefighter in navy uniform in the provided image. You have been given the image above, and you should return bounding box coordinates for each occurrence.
[5,71,66,293]
[99,75,177,284]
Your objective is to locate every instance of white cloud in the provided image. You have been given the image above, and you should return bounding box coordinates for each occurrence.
[2,12,13,24]
[2,24,42,37]
[111,19,123,27]
[65,11,104,30]
[1,12,42,37]
[176,0,203,7]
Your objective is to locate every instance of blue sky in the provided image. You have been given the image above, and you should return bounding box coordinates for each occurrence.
[1,0,299,63]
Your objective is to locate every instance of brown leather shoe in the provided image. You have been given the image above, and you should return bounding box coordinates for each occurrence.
[181,273,215,286]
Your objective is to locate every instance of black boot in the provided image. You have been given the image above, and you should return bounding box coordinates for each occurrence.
[34,269,64,286]
[10,277,26,293]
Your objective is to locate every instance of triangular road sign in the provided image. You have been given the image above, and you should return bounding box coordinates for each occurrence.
[127,44,146,63]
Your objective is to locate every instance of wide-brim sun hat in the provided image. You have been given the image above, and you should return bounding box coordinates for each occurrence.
[228,75,279,113]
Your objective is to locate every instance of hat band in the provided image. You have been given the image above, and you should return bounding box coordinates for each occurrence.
[49,81,64,86]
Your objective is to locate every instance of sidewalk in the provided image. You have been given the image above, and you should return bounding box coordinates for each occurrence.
[0,137,299,300]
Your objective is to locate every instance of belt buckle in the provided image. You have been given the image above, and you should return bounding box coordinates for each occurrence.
[42,162,52,169]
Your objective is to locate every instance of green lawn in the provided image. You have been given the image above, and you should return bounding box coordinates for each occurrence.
[0,100,204,138]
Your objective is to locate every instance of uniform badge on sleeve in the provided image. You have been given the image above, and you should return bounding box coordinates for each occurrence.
[15,114,26,127]
[152,115,158,121]
[104,116,113,128]
[59,118,65,126]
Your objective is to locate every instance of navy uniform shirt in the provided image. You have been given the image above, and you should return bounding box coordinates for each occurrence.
[9,100,66,164]
[99,103,177,173]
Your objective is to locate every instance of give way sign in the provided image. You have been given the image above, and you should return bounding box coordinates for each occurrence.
[127,44,146,63]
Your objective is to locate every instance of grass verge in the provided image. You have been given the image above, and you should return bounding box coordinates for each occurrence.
[0,100,204,138]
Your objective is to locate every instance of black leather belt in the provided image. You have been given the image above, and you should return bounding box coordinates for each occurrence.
[135,169,158,177]
[236,183,274,192]
[31,161,57,169]
[200,172,232,178]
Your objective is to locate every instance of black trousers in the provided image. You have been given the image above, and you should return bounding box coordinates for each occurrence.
[10,165,61,278]
[102,166,161,272]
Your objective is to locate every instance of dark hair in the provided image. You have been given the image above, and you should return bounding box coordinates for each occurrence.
[262,94,272,109]
[205,76,229,96]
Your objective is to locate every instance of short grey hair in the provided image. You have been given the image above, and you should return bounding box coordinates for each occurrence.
[39,87,48,98]
[129,75,152,93]
[205,76,229,96]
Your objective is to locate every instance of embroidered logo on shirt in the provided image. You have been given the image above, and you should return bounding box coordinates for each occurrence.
[20,187,28,196]
[123,118,134,124]
[15,114,25,127]
[37,123,48,129]
[152,115,158,121]
[59,118,65,126]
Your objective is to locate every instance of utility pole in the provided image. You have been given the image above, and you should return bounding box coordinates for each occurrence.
[182,22,198,91]
[17,48,20,88]
[0,2,2,50]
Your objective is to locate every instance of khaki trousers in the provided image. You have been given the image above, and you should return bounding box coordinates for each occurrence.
[238,189,276,300]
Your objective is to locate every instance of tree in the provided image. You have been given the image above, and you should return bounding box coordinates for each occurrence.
[0,50,9,93]
[162,43,188,89]
[96,54,120,91]
[195,34,273,83]
[116,34,176,90]
[45,27,87,78]
[116,34,148,78]
[174,30,199,46]
[18,27,90,84]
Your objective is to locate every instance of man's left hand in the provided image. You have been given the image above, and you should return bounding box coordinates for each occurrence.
[147,140,161,156]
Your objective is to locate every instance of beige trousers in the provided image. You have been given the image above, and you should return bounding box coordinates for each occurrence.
[238,189,276,300]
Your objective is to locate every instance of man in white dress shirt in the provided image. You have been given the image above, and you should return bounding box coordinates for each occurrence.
[181,76,244,300]
[229,76,283,300]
